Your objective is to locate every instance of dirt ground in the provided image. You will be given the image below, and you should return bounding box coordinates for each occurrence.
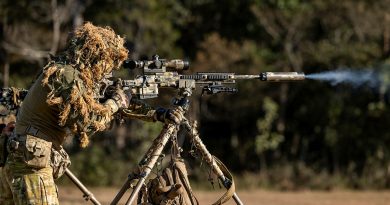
[58,186,390,205]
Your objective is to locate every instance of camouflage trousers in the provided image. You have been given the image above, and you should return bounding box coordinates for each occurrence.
[0,135,59,205]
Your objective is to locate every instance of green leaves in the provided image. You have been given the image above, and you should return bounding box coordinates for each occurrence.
[255,97,284,154]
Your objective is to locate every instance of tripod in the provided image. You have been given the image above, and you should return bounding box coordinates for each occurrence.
[111,88,244,205]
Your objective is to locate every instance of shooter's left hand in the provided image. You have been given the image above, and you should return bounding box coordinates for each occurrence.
[154,107,184,125]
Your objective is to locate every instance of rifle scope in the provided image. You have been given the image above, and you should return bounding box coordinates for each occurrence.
[123,55,189,71]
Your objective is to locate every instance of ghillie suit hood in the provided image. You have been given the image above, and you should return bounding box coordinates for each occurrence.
[42,22,128,147]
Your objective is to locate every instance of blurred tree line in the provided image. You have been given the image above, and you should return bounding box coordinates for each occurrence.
[1,0,390,189]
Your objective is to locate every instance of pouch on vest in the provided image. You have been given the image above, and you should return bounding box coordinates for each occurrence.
[23,135,52,169]
[51,146,71,179]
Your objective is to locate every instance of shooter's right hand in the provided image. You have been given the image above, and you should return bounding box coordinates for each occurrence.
[154,107,184,125]
[111,88,131,109]
[105,87,131,113]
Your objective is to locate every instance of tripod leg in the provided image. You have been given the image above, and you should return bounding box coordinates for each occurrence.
[111,179,132,205]
[111,124,177,205]
[65,168,101,205]
[233,193,244,205]
[184,120,244,205]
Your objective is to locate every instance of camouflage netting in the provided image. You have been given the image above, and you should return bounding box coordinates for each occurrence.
[42,22,128,147]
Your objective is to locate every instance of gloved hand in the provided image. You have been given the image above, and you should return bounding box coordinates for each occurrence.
[154,107,184,124]
[111,88,131,109]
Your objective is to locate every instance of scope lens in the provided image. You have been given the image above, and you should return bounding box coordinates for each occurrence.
[123,60,143,69]
[183,61,190,70]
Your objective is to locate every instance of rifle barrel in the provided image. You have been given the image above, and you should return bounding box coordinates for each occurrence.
[233,75,261,80]
[179,72,305,81]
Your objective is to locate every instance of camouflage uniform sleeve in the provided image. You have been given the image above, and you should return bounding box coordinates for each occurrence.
[121,98,157,122]
[47,65,114,136]
[66,93,116,138]
[72,107,112,136]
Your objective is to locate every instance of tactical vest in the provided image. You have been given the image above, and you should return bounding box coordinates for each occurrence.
[15,65,79,146]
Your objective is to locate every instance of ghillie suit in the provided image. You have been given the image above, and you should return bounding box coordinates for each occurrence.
[1,22,185,205]
[41,22,128,148]
[1,22,128,205]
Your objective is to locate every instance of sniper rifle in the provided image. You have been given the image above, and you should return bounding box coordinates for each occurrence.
[100,54,305,100]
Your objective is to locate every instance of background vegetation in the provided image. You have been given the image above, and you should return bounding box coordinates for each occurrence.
[1,0,390,190]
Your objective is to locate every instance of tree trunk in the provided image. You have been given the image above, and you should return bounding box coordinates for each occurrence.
[3,56,9,87]
[384,13,390,56]
[73,0,85,28]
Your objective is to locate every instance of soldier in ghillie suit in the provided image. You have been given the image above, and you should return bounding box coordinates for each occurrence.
[0,22,183,205]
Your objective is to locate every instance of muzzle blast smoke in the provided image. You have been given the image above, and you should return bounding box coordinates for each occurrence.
[306,69,379,88]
